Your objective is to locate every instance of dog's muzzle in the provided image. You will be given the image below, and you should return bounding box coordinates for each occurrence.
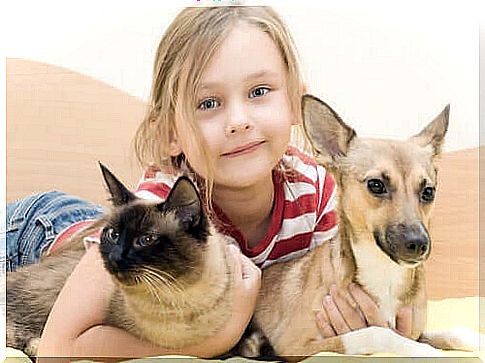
[374,222,431,265]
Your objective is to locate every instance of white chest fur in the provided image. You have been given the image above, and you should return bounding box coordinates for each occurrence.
[352,241,409,329]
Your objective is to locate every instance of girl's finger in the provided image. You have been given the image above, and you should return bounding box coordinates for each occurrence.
[227,244,243,282]
[316,312,336,338]
[395,305,413,338]
[323,294,351,335]
[329,285,366,331]
[240,254,261,290]
[348,283,388,328]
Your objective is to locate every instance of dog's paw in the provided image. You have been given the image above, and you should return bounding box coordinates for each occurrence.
[420,328,484,351]
[342,326,445,356]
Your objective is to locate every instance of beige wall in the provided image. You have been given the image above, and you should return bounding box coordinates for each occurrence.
[7,59,143,207]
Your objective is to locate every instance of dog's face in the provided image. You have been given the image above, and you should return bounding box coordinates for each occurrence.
[339,138,438,266]
[302,95,449,267]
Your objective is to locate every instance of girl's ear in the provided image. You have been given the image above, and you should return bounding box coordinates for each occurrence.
[168,140,183,156]
[168,129,183,156]
[301,83,308,94]
[291,83,309,126]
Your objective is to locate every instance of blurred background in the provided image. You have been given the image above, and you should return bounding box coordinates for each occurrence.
[2,0,483,301]
[4,0,480,150]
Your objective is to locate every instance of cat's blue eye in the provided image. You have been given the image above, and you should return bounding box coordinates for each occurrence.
[249,86,270,99]
[105,228,120,243]
[198,98,220,111]
[136,235,157,247]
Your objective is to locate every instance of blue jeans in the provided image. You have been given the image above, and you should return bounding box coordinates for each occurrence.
[1,191,104,273]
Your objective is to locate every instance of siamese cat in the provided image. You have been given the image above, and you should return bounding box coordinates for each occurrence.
[7,164,235,356]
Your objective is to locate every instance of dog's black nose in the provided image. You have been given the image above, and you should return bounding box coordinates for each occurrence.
[405,237,429,256]
[384,222,431,263]
[402,223,430,259]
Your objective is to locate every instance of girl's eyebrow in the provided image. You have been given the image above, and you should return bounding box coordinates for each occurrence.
[244,70,280,81]
[199,70,280,90]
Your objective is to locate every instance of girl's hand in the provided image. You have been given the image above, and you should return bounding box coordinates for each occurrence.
[219,244,262,348]
[37,243,261,360]
[316,283,413,338]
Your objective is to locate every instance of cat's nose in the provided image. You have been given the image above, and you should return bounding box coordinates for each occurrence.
[108,248,123,269]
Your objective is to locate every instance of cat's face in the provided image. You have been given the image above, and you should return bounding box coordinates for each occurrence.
[98,163,210,287]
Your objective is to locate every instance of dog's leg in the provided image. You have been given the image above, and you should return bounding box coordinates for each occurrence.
[340,326,444,356]
[276,326,444,357]
[419,328,485,351]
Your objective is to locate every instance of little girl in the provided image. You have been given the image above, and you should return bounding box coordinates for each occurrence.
[5,5,412,359]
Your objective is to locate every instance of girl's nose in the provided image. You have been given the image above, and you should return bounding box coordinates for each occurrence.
[225,122,252,135]
[225,101,253,136]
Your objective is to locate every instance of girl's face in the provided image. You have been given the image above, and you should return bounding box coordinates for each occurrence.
[175,22,294,189]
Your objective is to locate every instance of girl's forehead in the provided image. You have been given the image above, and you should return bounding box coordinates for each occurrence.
[199,22,286,87]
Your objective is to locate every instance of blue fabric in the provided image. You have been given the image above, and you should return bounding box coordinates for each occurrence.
[1,191,104,273]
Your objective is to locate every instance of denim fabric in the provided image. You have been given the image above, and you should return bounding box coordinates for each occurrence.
[1,191,104,273]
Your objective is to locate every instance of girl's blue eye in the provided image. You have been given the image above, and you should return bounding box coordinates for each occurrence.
[198,98,220,110]
[249,87,270,98]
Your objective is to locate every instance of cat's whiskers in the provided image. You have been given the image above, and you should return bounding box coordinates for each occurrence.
[151,273,187,318]
[139,267,204,319]
[142,266,184,294]
[139,268,177,298]
[140,275,173,330]
[138,274,162,304]
[140,272,185,321]
[139,268,186,317]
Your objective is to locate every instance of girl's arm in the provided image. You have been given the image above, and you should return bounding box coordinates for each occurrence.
[37,244,260,361]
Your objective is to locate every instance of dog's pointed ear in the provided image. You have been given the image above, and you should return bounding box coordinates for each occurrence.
[302,94,356,167]
[161,176,202,231]
[99,162,137,206]
[410,104,449,156]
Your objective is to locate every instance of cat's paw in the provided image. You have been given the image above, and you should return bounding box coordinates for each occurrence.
[238,331,266,358]
[25,337,41,357]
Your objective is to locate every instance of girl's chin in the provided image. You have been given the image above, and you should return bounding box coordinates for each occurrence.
[214,163,276,189]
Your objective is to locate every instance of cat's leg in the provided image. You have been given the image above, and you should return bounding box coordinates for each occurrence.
[419,328,485,351]
[25,337,41,357]
[226,318,280,360]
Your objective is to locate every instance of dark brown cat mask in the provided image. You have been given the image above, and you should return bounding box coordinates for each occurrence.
[98,163,210,287]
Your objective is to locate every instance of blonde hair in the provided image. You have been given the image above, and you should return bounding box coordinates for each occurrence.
[134,6,309,207]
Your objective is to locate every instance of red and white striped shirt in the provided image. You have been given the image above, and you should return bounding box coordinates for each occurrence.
[136,146,337,268]
[48,147,338,269]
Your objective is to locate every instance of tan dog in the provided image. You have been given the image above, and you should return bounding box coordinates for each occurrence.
[242,95,480,359]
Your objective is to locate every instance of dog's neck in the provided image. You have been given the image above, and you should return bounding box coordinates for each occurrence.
[331,211,420,328]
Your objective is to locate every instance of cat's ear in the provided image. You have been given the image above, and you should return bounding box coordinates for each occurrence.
[162,176,202,230]
[99,162,137,206]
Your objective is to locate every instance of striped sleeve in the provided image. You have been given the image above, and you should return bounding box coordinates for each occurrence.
[259,150,338,269]
[134,166,176,201]
[310,165,338,249]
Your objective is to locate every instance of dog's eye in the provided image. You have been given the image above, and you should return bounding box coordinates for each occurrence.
[421,186,435,203]
[367,179,387,195]
[104,227,120,243]
[135,235,158,247]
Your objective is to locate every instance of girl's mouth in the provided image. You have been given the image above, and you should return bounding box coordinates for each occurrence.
[222,140,265,157]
